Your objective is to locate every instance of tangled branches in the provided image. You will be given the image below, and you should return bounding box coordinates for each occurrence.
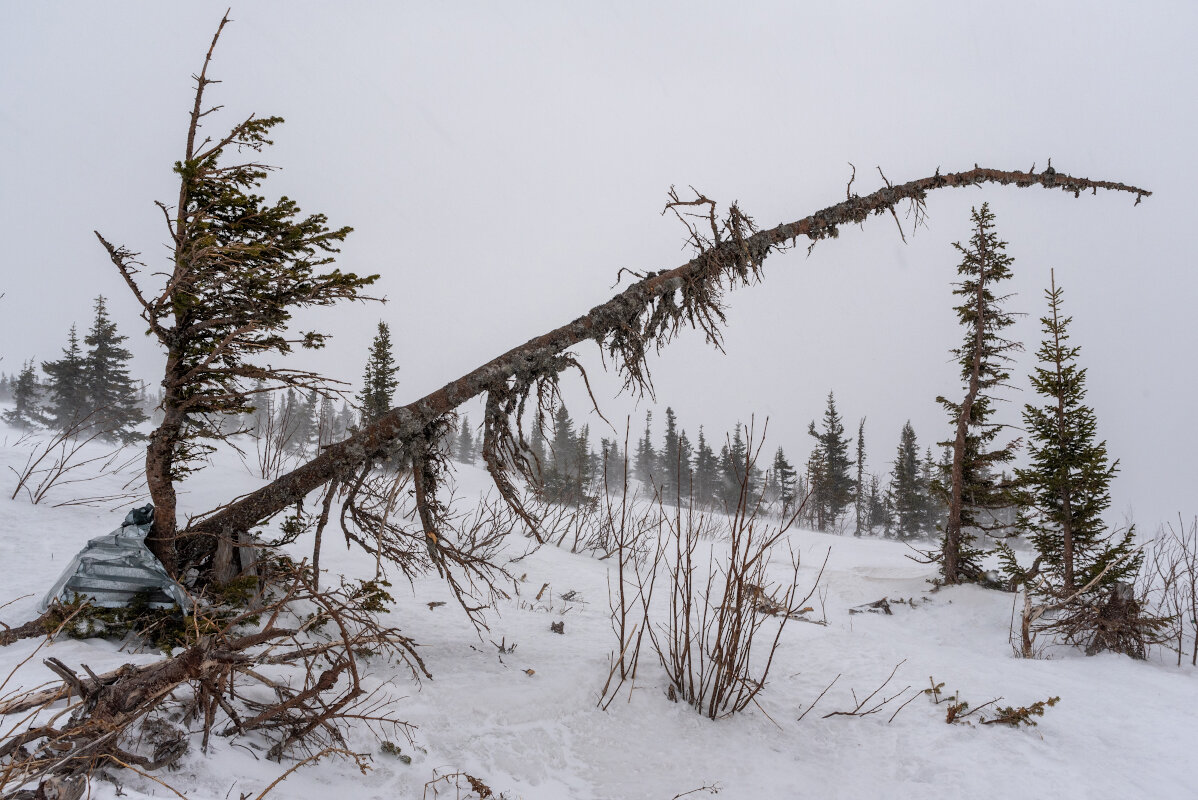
[0,563,426,798]
[338,454,522,629]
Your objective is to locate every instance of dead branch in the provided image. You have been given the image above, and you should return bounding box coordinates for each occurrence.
[187,167,1151,553]
[822,660,912,721]
[0,564,425,798]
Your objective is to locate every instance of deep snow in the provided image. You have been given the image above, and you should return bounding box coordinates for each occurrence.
[1,422,1194,800]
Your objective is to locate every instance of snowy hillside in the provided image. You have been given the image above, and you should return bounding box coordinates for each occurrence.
[0,423,1195,800]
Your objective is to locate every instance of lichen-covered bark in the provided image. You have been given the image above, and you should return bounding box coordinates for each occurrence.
[186,166,1148,551]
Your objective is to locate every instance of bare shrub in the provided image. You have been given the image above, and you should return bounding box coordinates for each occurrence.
[599,427,667,710]
[650,422,822,719]
[1143,515,1198,666]
[7,412,135,506]
[244,397,302,480]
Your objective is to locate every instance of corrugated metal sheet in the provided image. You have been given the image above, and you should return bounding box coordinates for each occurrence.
[40,506,192,612]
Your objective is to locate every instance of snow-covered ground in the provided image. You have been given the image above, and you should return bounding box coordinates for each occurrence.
[1,421,1195,799]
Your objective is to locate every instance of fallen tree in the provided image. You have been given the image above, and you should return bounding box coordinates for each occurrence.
[182,166,1149,571]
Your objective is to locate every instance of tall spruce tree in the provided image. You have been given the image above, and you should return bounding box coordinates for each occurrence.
[692,426,718,506]
[719,424,753,509]
[95,16,378,573]
[83,296,146,443]
[456,415,476,464]
[1004,274,1139,595]
[888,421,923,540]
[41,325,90,430]
[358,321,400,426]
[659,407,687,499]
[772,446,798,519]
[599,437,623,488]
[634,411,657,491]
[936,204,1021,584]
[677,428,694,496]
[807,391,853,532]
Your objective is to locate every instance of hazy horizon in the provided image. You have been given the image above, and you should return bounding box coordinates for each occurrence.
[2,2,1194,530]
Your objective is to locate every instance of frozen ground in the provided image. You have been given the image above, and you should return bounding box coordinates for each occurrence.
[1,421,1195,799]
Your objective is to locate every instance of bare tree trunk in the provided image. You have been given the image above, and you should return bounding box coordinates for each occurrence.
[184,167,1148,562]
[145,411,184,575]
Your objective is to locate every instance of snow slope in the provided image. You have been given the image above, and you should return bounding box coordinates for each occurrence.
[1,423,1195,799]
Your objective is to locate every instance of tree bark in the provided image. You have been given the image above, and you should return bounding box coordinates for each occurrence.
[185,167,1149,557]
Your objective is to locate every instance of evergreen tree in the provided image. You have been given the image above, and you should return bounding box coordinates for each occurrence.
[2,361,42,430]
[41,325,90,430]
[96,21,379,572]
[83,296,146,443]
[677,428,694,497]
[802,447,825,529]
[0,373,11,402]
[456,414,476,464]
[772,446,798,518]
[334,400,357,441]
[288,390,319,455]
[888,421,923,540]
[634,411,657,491]
[866,474,890,534]
[692,426,719,506]
[248,382,274,438]
[658,407,688,499]
[1005,274,1140,595]
[599,437,623,489]
[919,447,946,535]
[807,391,854,531]
[718,424,751,509]
[358,321,400,426]
[316,393,337,448]
[277,388,302,451]
[576,423,596,497]
[936,204,1021,584]
[542,403,592,505]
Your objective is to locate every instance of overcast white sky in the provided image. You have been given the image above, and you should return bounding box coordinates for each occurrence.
[1,2,1194,529]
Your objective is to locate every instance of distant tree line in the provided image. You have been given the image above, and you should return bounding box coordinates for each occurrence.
[439,389,968,542]
[1,295,147,442]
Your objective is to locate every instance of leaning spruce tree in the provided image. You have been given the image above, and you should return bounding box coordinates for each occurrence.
[97,15,378,575]
[1002,272,1140,596]
[936,203,1022,584]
